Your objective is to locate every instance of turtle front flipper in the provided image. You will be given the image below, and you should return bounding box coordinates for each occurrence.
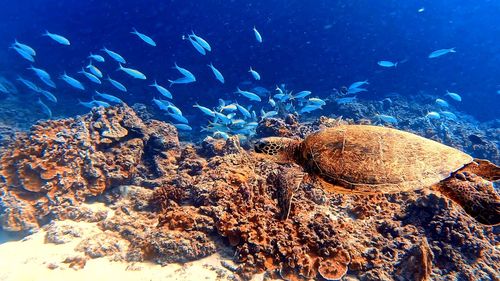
[462,159,500,181]
[434,171,500,225]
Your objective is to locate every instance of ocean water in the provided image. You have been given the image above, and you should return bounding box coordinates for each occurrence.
[0,0,498,127]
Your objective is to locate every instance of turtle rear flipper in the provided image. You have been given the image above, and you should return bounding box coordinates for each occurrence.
[435,173,500,225]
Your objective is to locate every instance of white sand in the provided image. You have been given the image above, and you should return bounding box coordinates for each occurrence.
[0,203,238,281]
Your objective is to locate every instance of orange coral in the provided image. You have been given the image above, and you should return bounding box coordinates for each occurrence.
[0,105,178,232]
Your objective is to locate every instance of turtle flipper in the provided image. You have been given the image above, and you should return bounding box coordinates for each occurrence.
[436,171,500,225]
[463,159,500,181]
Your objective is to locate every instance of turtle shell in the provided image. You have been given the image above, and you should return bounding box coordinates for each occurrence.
[299,125,473,193]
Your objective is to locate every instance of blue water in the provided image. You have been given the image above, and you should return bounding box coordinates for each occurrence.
[0,0,499,125]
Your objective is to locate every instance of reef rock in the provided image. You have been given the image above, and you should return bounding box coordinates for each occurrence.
[0,104,498,281]
[0,105,178,232]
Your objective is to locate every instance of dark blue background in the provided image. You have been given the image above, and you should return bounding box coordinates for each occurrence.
[0,0,499,121]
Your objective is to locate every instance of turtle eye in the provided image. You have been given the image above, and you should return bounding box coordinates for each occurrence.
[254,141,266,153]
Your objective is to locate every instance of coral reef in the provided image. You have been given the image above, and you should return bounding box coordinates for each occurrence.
[0,105,178,232]
[0,104,498,281]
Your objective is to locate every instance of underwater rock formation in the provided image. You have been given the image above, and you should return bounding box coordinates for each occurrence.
[0,105,498,280]
[0,105,178,232]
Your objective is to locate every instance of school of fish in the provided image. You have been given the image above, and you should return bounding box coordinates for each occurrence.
[0,25,483,141]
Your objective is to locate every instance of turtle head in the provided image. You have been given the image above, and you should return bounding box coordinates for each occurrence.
[254,137,301,163]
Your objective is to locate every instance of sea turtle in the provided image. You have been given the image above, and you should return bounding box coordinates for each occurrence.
[254,125,500,225]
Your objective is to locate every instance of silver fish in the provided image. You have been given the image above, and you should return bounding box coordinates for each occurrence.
[131,28,156,46]
[43,30,70,45]
[428,48,456,58]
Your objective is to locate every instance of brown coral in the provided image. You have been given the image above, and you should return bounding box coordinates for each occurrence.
[0,105,178,232]
[0,105,498,281]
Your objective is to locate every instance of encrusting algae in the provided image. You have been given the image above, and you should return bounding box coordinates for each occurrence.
[0,105,499,281]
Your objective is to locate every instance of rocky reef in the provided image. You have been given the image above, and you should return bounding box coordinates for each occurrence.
[0,104,498,281]
[0,105,178,232]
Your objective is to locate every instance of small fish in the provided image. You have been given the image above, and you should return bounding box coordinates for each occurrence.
[428,48,456,58]
[347,87,368,94]
[131,28,156,46]
[261,110,278,119]
[293,91,312,99]
[93,100,111,108]
[86,62,103,78]
[186,35,206,55]
[378,61,398,68]
[168,76,196,86]
[117,64,146,79]
[11,46,35,62]
[418,7,425,13]
[213,131,229,140]
[173,63,195,80]
[214,112,232,124]
[236,103,252,118]
[79,99,110,109]
[235,87,261,102]
[252,86,271,96]
[426,111,441,119]
[253,26,262,43]
[150,80,172,99]
[153,98,169,111]
[37,98,52,118]
[0,83,8,94]
[207,63,224,84]
[221,104,238,112]
[78,99,96,108]
[106,76,127,92]
[308,98,326,106]
[375,114,398,124]
[42,30,70,45]
[348,80,369,91]
[300,104,322,114]
[60,72,85,90]
[88,53,105,62]
[168,113,189,124]
[27,65,51,80]
[246,122,258,128]
[435,98,449,107]
[445,90,462,102]
[40,76,57,89]
[440,111,457,120]
[165,102,183,116]
[203,122,228,132]
[101,47,126,64]
[193,103,215,117]
[231,119,246,127]
[335,96,357,105]
[17,76,40,92]
[38,89,57,103]
[273,93,287,101]
[249,67,261,80]
[95,91,123,103]
[13,40,36,56]
[189,32,211,51]
[174,124,192,131]
[78,68,101,84]
[268,98,276,107]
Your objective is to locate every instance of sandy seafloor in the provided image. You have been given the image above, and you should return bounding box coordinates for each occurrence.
[0,203,246,281]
